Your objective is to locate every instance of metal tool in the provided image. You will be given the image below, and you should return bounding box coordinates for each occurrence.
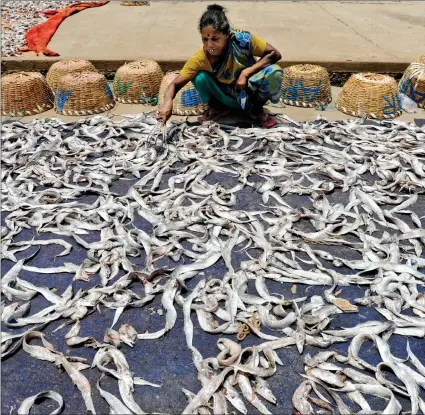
[147,122,167,148]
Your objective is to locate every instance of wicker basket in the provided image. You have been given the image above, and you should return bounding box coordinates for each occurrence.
[46,59,96,93]
[54,71,115,115]
[158,71,207,116]
[398,55,425,109]
[113,60,163,104]
[335,73,402,119]
[1,72,53,116]
[281,64,332,107]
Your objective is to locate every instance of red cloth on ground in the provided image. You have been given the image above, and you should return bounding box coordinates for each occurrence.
[20,1,109,56]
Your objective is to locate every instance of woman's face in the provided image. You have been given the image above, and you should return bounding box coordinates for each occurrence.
[201,25,228,57]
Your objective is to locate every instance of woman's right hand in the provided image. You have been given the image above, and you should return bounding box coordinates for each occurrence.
[156,74,191,124]
[156,101,173,125]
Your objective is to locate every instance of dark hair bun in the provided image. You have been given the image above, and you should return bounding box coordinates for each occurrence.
[199,4,229,33]
[207,4,225,13]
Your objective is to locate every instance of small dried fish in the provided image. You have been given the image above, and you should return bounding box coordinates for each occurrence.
[97,375,132,415]
[17,390,64,415]
[2,114,424,415]
[22,331,95,413]
[118,324,138,347]
[292,381,313,415]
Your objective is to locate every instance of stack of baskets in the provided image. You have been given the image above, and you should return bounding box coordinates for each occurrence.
[281,64,332,107]
[55,71,115,115]
[1,72,53,116]
[46,59,96,93]
[158,71,207,116]
[398,55,425,108]
[335,73,402,119]
[113,59,163,104]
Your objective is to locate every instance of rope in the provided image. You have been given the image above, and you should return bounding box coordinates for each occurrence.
[334,102,401,119]
[283,98,332,108]
[2,103,52,117]
[120,0,150,5]
[58,102,115,116]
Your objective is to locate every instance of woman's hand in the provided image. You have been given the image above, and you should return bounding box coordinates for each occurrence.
[156,74,190,125]
[239,44,282,81]
[264,50,276,64]
[235,72,248,92]
[156,101,173,125]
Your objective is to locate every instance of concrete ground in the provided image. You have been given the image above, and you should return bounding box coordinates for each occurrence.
[2,1,425,73]
[10,86,425,125]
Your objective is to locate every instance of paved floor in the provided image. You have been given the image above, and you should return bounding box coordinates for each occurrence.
[3,1,425,73]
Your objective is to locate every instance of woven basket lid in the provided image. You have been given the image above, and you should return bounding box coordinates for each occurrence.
[158,71,207,116]
[47,59,96,93]
[55,71,115,116]
[113,59,163,104]
[281,64,332,107]
[335,72,402,119]
[1,72,53,116]
[398,55,425,108]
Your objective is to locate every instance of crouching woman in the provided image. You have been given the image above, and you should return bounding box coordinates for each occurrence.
[156,4,283,128]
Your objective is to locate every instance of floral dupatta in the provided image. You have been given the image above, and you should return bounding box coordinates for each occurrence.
[210,29,283,111]
[212,29,256,86]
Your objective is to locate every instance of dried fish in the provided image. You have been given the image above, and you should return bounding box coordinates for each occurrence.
[17,390,64,415]
[97,375,132,415]
[22,331,95,413]
[1,1,79,57]
[292,381,314,415]
[2,114,425,415]
[93,346,159,414]
[118,324,138,347]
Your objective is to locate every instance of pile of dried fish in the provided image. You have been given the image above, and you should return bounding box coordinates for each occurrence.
[1,1,95,56]
[1,114,424,414]
[293,335,425,415]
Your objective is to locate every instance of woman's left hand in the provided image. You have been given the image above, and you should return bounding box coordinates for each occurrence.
[235,73,248,91]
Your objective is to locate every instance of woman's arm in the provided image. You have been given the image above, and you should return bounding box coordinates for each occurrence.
[156,74,191,124]
[235,43,282,91]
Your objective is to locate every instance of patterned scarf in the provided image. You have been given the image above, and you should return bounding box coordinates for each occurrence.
[212,29,256,85]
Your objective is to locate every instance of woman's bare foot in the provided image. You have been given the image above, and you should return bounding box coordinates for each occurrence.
[249,109,276,128]
[201,106,231,122]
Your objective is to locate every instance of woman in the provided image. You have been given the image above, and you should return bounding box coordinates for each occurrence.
[156,4,283,128]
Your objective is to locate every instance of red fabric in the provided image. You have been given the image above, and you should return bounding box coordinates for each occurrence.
[20,1,109,56]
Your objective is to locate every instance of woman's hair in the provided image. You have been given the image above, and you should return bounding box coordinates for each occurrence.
[199,4,230,34]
